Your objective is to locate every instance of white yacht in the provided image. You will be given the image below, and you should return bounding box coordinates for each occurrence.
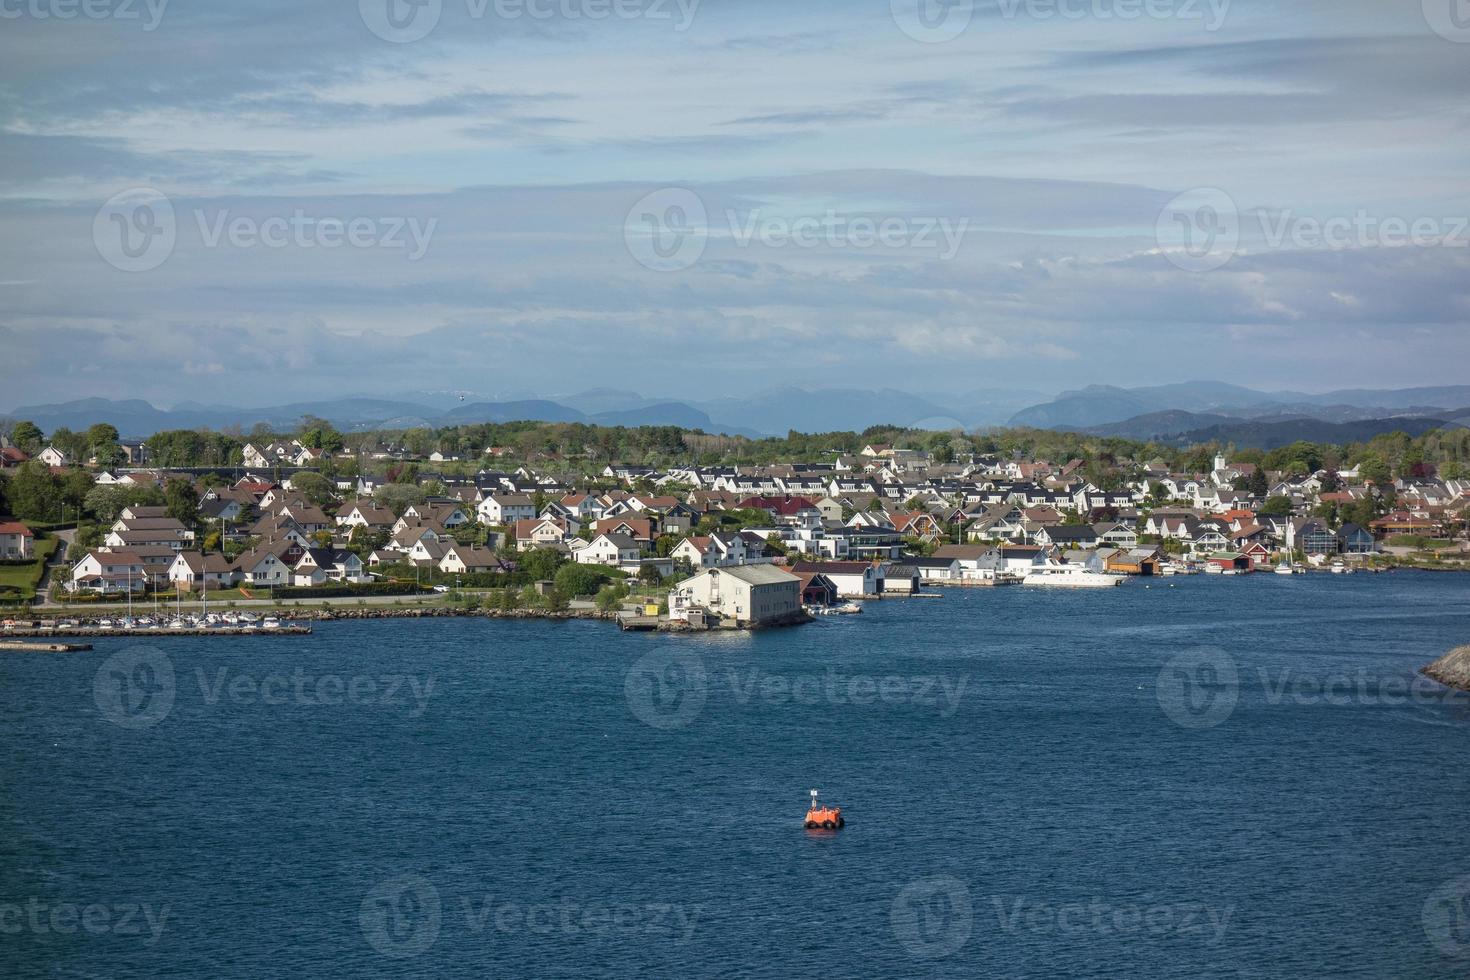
[1022,561,1124,588]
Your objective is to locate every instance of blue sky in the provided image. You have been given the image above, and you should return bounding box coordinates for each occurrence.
[1,0,1467,408]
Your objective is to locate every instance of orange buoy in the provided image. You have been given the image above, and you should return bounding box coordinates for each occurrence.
[803,789,845,830]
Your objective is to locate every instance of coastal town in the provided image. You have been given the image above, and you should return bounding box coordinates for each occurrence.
[1,420,1467,632]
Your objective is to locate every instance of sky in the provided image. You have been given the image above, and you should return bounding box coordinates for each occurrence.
[0,0,1467,410]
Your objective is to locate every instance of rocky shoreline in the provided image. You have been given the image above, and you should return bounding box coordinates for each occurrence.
[1422,645,1470,693]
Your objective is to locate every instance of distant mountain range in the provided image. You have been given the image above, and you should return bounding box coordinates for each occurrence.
[0,387,1047,440]
[4,383,1466,447]
[1080,409,1470,449]
[1006,383,1470,430]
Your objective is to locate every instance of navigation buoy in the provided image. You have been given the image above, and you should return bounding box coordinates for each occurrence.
[804,789,844,830]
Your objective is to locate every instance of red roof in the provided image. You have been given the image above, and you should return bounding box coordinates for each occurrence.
[0,521,33,536]
[736,495,816,516]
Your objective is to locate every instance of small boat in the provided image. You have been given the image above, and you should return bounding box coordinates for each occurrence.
[97,619,114,629]
[803,789,845,830]
[167,618,187,630]
[261,617,282,630]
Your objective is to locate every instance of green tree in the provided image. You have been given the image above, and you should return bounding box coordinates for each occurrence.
[164,478,200,527]
[288,471,337,507]
[9,420,43,453]
[518,548,564,581]
[638,563,664,586]
[86,423,121,467]
[6,463,59,521]
[1260,495,1294,517]
[595,584,627,612]
[554,562,611,597]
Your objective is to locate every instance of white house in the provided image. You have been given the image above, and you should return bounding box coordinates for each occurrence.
[168,552,237,591]
[37,445,69,467]
[478,494,537,525]
[70,550,147,593]
[788,561,881,598]
[670,532,751,569]
[576,532,642,568]
[232,545,295,586]
[667,565,802,626]
[292,548,367,586]
[0,521,33,559]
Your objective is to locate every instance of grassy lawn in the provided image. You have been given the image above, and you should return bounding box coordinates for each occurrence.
[0,537,58,601]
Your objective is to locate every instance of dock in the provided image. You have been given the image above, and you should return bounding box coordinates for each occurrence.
[0,639,93,652]
[1,626,312,638]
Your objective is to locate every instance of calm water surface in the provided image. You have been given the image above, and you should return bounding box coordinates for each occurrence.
[3,571,1470,978]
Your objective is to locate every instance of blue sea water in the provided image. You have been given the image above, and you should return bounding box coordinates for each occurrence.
[3,571,1470,978]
